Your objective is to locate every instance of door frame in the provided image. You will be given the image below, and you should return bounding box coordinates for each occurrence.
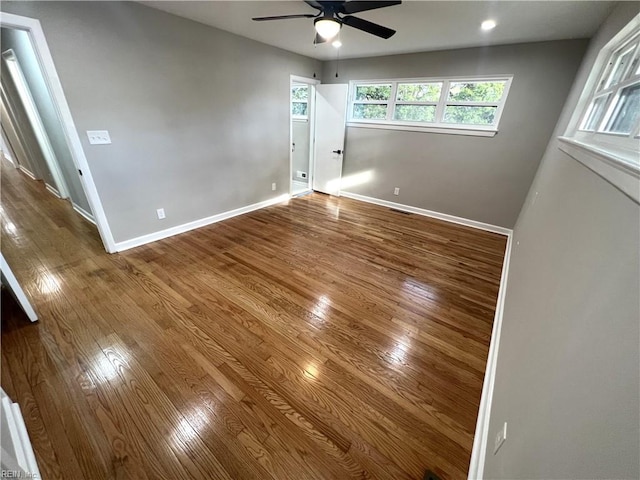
[0,12,117,253]
[289,75,320,197]
[2,48,70,199]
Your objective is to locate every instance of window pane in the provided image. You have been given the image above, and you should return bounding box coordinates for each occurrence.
[291,85,308,101]
[396,83,442,102]
[443,105,497,125]
[581,94,609,131]
[355,84,391,101]
[603,82,640,134]
[605,46,635,88]
[353,103,388,120]
[448,81,506,102]
[393,105,436,122]
[292,102,308,116]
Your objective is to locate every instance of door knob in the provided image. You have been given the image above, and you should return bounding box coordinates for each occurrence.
[332,149,343,154]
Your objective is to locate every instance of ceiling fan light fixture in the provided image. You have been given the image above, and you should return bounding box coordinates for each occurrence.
[315,18,341,40]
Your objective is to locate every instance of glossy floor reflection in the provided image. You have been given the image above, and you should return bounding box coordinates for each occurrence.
[1,158,506,480]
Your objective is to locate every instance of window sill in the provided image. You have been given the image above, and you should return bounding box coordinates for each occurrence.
[557,136,640,204]
[346,121,497,137]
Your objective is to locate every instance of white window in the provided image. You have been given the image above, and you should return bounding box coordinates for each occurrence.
[560,13,640,203]
[573,26,640,164]
[291,85,309,120]
[348,76,513,136]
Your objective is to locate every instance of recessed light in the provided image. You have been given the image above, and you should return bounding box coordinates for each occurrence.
[481,19,496,31]
[332,39,342,49]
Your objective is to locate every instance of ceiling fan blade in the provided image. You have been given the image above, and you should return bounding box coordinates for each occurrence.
[304,0,324,10]
[340,1,401,15]
[252,14,317,21]
[342,15,396,39]
[314,33,328,44]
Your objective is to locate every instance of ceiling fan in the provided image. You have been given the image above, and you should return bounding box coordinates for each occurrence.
[252,1,401,44]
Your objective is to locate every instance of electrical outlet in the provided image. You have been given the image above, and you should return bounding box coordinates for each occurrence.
[494,422,507,455]
[393,187,400,196]
[156,208,166,220]
[86,130,111,145]
[272,182,277,191]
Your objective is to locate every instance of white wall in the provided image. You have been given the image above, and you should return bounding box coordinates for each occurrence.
[483,3,640,478]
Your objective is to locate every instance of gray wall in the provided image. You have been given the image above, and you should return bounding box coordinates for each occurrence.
[484,3,640,479]
[292,119,310,182]
[1,89,43,178]
[1,27,91,213]
[0,1,321,244]
[0,65,54,185]
[322,40,588,228]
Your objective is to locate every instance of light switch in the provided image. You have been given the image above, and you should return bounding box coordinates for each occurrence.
[87,130,111,145]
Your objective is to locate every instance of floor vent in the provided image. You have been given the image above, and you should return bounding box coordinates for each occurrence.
[423,471,442,480]
[390,208,411,215]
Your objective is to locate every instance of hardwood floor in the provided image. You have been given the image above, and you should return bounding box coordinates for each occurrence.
[1,158,506,480]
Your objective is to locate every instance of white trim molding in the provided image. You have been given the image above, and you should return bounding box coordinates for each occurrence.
[0,12,117,253]
[114,194,291,252]
[340,191,512,236]
[341,190,514,480]
[45,183,60,198]
[0,253,38,322]
[558,136,640,204]
[289,74,319,199]
[17,165,36,181]
[73,204,96,225]
[467,234,513,479]
[347,122,497,137]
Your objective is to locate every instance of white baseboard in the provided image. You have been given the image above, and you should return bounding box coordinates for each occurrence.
[45,183,60,198]
[467,233,513,479]
[340,191,512,236]
[113,193,291,253]
[292,188,313,198]
[341,189,513,479]
[17,166,36,181]
[73,204,96,225]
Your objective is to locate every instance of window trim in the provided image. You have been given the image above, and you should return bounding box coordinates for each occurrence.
[347,75,513,136]
[562,12,640,205]
[570,16,640,168]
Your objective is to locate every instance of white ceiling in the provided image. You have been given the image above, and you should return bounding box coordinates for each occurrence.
[140,1,615,61]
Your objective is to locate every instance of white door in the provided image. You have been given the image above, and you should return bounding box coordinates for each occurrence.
[313,84,348,195]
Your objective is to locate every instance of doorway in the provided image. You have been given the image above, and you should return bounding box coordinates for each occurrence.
[0,12,115,252]
[2,48,71,197]
[1,36,95,221]
[290,75,319,197]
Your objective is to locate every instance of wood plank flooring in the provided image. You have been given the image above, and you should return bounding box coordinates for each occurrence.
[1,158,506,480]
